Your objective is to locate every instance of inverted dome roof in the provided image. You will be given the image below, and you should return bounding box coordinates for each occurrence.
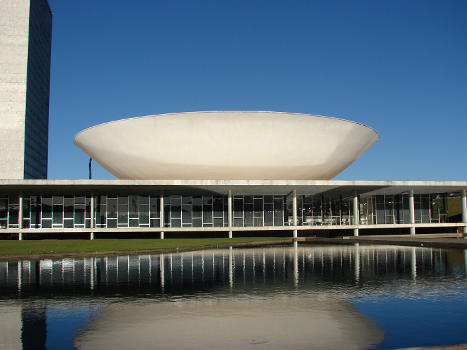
[74,111,379,180]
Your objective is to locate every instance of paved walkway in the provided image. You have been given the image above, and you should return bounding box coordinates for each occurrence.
[340,234,467,249]
[395,344,466,350]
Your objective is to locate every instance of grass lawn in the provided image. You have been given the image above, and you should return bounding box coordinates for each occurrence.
[0,237,287,256]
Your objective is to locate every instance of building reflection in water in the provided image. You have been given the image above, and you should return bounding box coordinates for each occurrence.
[0,245,465,349]
[0,244,464,299]
[0,243,465,298]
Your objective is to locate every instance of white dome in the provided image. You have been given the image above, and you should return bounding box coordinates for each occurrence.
[74,111,379,180]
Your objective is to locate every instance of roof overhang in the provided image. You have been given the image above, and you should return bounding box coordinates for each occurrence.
[0,179,466,199]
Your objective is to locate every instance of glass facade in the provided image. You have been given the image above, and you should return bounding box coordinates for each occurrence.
[23,0,53,179]
[0,192,463,230]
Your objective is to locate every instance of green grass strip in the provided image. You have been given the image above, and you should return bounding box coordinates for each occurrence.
[0,237,286,256]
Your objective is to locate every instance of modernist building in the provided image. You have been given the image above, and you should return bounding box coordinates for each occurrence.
[1,111,466,239]
[0,0,52,179]
[0,1,463,241]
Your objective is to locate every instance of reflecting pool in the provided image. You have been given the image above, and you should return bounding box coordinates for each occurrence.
[0,244,466,349]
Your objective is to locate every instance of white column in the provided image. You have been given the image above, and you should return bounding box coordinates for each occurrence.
[462,189,467,234]
[292,190,297,239]
[160,196,165,239]
[228,190,232,238]
[409,190,415,235]
[90,195,95,240]
[353,195,359,237]
[18,194,23,240]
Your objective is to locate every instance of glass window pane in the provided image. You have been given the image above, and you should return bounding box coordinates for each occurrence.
[75,207,85,225]
[53,205,63,225]
[75,196,86,205]
[150,197,160,218]
[118,206,128,226]
[118,196,128,205]
[0,198,8,219]
[213,197,223,218]
[53,196,63,205]
[182,204,192,224]
[107,218,117,228]
[139,195,149,205]
[64,198,73,219]
[193,197,202,219]
[129,195,138,218]
[171,218,181,227]
[139,205,149,224]
[203,205,212,224]
[107,198,118,218]
[22,198,30,219]
[264,203,273,226]
[150,218,160,227]
[203,196,212,205]
[42,197,52,219]
[244,203,253,226]
[42,219,52,228]
[8,203,19,227]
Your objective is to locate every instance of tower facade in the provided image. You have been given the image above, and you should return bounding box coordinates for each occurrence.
[0,0,52,179]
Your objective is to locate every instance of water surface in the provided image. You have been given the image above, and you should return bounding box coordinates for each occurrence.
[0,244,465,349]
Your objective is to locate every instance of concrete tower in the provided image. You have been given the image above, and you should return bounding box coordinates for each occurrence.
[0,0,52,179]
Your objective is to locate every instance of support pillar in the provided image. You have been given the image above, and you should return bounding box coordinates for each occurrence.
[409,190,415,235]
[228,190,232,239]
[292,190,297,239]
[18,194,23,241]
[353,194,359,237]
[90,195,95,240]
[461,189,466,235]
[160,196,165,239]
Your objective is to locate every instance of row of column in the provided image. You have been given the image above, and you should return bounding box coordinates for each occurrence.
[13,189,467,240]
[290,189,467,237]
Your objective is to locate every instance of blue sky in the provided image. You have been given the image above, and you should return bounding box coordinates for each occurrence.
[46,0,466,180]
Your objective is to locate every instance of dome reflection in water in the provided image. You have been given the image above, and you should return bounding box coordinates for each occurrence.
[0,244,466,349]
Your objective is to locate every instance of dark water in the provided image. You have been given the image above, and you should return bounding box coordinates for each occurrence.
[0,244,465,349]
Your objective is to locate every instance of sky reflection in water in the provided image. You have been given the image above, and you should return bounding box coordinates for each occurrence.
[0,244,465,349]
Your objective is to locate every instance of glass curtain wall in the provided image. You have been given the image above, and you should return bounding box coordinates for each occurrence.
[0,192,463,230]
[297,195,352,226]
[359,194,450,225]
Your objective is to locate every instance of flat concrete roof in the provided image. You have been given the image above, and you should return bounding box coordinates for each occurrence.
[0,179,466,198]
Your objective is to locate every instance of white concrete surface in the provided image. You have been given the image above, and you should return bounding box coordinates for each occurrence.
[74,111,379,180]
[0,0,30,179]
